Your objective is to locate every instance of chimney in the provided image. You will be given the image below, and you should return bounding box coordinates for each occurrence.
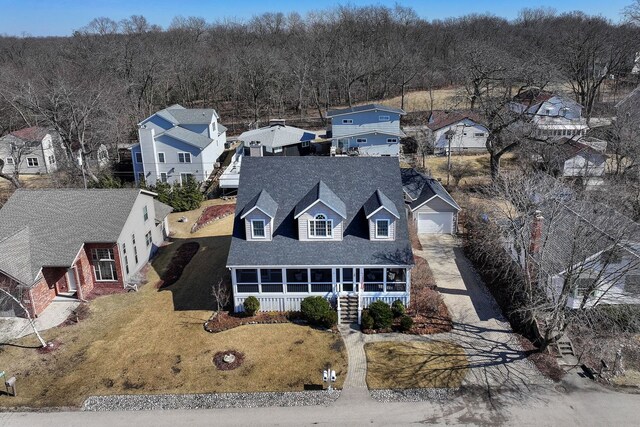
[269,118,286,127]
[529,210,544,254]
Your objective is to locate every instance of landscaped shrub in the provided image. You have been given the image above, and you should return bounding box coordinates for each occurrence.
[391,299,406,318]
[301,296,334,326]
[367,300,393,329]
[320,310,338,328]
[399,315,414,332]
[146,178,204,212]
[361,309,374,330]
[243,296,260,316]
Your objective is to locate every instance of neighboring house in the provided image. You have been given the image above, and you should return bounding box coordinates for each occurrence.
[0,127,58,175]
[71,142,110,170]
[132,104,227,186]
[615,85,640,112]
[226,157,414,324]
[327,103,406,156]
[511,90,589,138]
[502,202,640,309]
[0,189,172,317]
[426,110,488,154]
[401,168,461,234]
[219,120,317,191]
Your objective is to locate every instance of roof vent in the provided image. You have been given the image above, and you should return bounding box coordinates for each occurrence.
[269,119,286,127]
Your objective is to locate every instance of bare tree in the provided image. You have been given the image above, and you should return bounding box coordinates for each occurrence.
[0,280,47,347]
[210,278,231,321]
[624,0,640,25]
[0,134,41,187]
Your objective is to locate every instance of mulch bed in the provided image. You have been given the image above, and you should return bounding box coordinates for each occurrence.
[361,299,453,335]
[213,350,245,371]
[61,303,91,326]
[204,311,299,333]
[37,340,62,354]
[191,204,236,233]
[157,242,200,289]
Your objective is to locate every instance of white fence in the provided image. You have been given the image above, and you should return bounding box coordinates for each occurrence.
[361,295,409,309]
[234,293,409,314]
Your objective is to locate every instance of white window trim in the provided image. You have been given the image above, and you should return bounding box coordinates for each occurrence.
[160,172,168,183]
[301,141,310,148]
[178,152,192,163]
[375,219,390,239]
[145,231,152,247]
[342,119,353,124]
[135,152,143,163]
[273,147,283,153]
[158,152,165,163]
[386,138,398,143]
[251,219,267,239]
[356,138,367,143]
[91,248,118,282]
[180,173,194,185]
[143,205,148,222]
[379,115,390,121]
[309,214,333,239]
[26,157,39,167]
[5,157,14,165]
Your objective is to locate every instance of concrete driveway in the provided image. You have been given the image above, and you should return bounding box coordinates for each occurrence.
[415,234,548,390]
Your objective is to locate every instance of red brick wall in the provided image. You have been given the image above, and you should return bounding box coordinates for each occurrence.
[82,243,124,295]
[26,278,56,317]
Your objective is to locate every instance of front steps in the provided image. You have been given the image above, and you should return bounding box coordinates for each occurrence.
[339,295,358,324]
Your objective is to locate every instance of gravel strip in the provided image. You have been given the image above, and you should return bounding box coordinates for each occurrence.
[370,388,456,402]
[83,390,340,411]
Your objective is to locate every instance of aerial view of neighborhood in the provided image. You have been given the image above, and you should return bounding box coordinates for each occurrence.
[0,0,640,425]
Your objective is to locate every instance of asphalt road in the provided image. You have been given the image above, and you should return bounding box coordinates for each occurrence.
[1,385,639,426]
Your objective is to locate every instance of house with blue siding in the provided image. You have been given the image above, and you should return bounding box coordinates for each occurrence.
[327,104,406,156]
[132,104,227,186]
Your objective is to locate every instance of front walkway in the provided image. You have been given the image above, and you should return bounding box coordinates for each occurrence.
[0,299,79,343]
[336,324,371,404]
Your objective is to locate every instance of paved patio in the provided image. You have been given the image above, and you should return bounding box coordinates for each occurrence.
[0,299,79,343]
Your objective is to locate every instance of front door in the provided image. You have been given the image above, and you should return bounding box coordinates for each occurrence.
[67,268,78,292]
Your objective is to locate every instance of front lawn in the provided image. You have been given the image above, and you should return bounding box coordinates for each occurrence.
[365,341,468,389]
[0,202,347,408]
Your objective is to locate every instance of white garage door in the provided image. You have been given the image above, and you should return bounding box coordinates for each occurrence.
[417,212,453,234]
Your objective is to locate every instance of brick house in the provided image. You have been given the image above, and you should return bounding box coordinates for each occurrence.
[0,189,173,317]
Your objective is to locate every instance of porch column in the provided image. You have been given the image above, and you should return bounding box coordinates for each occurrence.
[282,268,287,294]
[406,268,411,305]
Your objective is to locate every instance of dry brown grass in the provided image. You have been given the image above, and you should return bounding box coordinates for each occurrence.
[0,201,347,408]
[365,341,468,389]
[370,88,467,113]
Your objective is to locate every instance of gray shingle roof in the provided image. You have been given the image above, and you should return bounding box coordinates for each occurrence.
[364,189,400,219]
[294,181,347,219]
[154,199,174,224]
[0,189,146,286]
[158,126,213,150]
[401,168,460,211]
[166,108,218,125]
[327,103,406,117]
[241,190,278,219]
[238,124,316,149]
[227,157,413,267]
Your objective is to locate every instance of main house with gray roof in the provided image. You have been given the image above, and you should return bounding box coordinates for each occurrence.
[132,104,227,186]
[226,156,413,324]
[0,189,172,317]
[401,168,461,234]
[327,103,406,156]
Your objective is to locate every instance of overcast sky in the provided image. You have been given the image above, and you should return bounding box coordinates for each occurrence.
[0,0,633,37]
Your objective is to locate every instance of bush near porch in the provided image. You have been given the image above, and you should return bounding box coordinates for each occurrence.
[0,200,347,408]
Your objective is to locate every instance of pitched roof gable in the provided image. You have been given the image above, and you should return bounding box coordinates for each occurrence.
[327,103,406,118]
[427,111,485,131]
[241,190,278,219]
[158,126,213,150]
[238,124,317,149]
[364,189,400,219]
[400,168,460,211]
[294,181,347,219]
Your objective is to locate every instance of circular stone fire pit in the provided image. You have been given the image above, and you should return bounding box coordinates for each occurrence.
[213,350,244,371]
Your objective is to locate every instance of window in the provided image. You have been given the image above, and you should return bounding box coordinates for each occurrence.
[132,234,138,264]
[273,147,283,153]
[143,206,148,222]
[363,268,384,292]
[98,148,108,162]
[574,275,597,298]
[260,269,283,293]
[310,268,332,292]
[309,214,332,238]
[160,173,168,183]
[251,220,266,238]
[27,157,39,167]
[301,141,310,148]
[379,115,390,121]
[48,155,56,164]
[356,138,367,144]
[158,152,165,163]
[91,248,118,281]
[386,268,406,291]
[5,158,14,165]
[286,269,308,292]
[178,152,191,163]
[474,133,485,137]
[342,119,353,124]
[135,152,142,163]
[386,138,398,143]
[145,231,152,247]
[122,243,129,275]
[236,269,259,293]
[180,173,194,185]
[376,219,390,238]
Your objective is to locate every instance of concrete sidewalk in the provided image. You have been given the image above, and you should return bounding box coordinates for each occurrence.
[0,299,79,343]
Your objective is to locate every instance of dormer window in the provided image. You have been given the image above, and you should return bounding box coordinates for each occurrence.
[251,220,266,238]
[310,214,332,238]
[376,219,390,238]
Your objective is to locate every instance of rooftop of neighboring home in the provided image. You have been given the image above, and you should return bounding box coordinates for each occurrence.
[137,104,227,150]
[400,168,460,212]
[238,120,317,149]
[227,156,413,267]
[615,85,640,111]
[0,189,171,287]
[327,103,406,118]
[555,138,608,161]
[0,126,51,144]
[426,110,485,131]
[512,89,582,115]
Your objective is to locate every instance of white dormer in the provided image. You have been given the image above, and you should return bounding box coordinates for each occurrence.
[240,190,278,242]
[294,181,347,241]
[364,189,400,241]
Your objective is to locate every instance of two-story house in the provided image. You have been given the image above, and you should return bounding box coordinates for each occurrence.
[327,104,406,156]
[219,120,317,192]
[132,104,227,186]
[226,156,414,324]
[0,189,172,317]
[0,127,58,176]
[511,90,588,139]
[426,110,488,154]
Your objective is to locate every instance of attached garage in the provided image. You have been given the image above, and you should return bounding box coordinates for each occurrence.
[401,168,461,235]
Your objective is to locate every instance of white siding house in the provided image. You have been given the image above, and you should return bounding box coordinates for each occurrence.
[0,127,58,176]
[427,111,488,154]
